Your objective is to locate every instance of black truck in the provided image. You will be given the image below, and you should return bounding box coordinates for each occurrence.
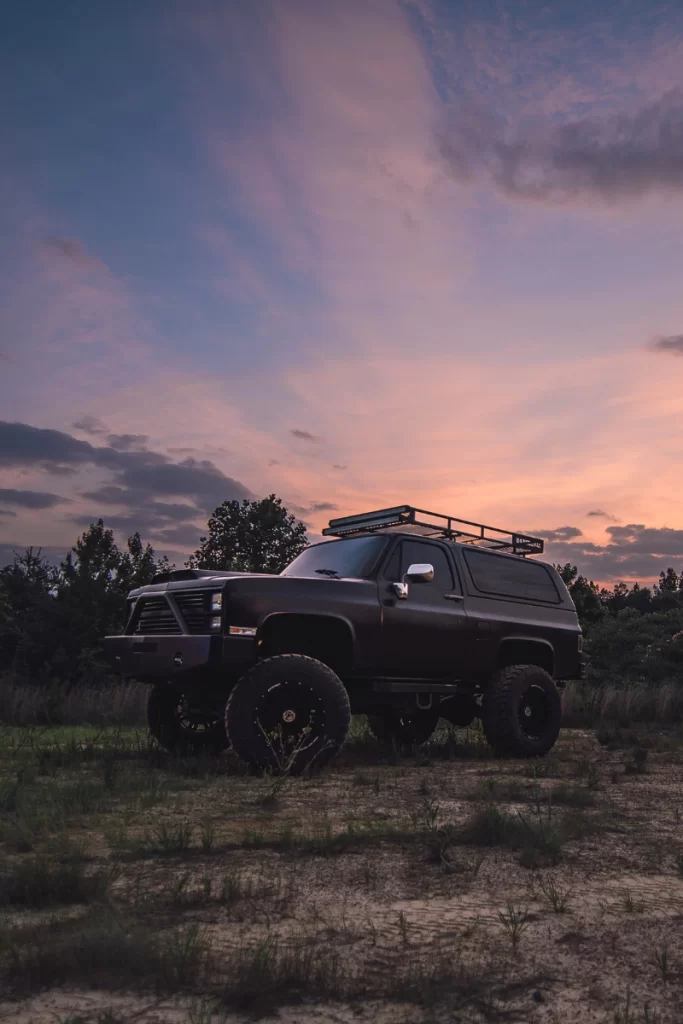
[104,505,585,772]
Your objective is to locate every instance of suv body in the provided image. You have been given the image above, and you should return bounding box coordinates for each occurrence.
[104,505,584,766]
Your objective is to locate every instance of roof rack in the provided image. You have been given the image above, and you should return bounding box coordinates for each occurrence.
[322,505,544,556]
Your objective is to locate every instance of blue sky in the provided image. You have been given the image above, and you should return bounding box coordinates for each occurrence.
[2,0,683,583]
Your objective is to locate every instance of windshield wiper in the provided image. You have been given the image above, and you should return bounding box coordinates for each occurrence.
[314,568,340,577]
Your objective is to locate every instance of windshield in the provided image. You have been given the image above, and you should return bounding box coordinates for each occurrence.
[281,536,388,579]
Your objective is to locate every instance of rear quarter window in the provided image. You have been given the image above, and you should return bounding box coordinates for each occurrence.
[462,549,561,603]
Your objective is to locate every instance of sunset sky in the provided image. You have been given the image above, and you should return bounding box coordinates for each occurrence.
[2,0,683,585]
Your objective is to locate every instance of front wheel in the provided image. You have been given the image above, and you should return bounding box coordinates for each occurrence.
[225,655,351,774]
[147,685,229,756]
[367,708,439,749]
[482,664,561,757]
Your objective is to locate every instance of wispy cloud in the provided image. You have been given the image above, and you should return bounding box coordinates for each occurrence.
[440,90,683,204]
[41,236,106,270]
[0,488,71,510]
[72,416,109,436]
[290,429,321,442]
[650,334,683,355]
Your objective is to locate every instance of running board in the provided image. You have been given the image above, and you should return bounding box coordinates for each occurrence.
[372,680,460,694]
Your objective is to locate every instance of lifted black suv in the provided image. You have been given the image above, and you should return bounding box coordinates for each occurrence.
[104,505,585,771]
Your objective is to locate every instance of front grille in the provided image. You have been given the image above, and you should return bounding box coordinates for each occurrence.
[175,591,212,634]
[134,597,181,635]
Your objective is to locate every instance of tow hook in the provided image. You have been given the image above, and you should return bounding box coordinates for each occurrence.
[416,692,433,710]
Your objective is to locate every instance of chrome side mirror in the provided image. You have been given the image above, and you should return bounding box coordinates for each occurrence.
[405,563,434,583]
[391,563,434,600]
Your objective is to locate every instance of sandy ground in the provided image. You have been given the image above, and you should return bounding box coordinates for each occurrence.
[1,724,683,1023]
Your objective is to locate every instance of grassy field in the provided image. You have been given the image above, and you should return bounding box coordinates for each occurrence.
[1,710,683,1023]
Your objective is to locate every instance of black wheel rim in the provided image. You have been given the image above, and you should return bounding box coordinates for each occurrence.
[174,695,220,733]
[253,680,326,761]
[518,685,551,739]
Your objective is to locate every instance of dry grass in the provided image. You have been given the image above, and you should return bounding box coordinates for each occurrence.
[1,701,683,1022]
[0,676,147,727]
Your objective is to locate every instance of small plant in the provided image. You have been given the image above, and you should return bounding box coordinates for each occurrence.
[612,987,633,1024]
[621,890,645,913]
[625,746,649,775]
[497,902,530,950]
[397,910,410,945]
[411,797,440,831]
[152,822,194,855]
[200,819,215,854]
[537,873,572,913]
[651,942,670,983]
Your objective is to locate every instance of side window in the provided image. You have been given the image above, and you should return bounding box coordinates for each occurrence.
[401,541,454,590]
[383,542,402,582]
[462,549,560,603]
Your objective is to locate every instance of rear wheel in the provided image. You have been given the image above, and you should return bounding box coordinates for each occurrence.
[225,655,351,774]
[147,685,229,756]
[482,664,561,757]
[367,708,439,748]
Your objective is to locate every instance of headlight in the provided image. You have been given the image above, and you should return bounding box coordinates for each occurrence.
[210,615,222,631]
[211,592,223,613]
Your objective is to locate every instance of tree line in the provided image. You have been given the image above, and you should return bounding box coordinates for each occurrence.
[1,495,682,691]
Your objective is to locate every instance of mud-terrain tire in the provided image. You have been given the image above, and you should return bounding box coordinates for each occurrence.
[225,655,351,774]
[147,685,229,756]
[367,708,439,748]
[440,694,478,729]
[482,664,561,757]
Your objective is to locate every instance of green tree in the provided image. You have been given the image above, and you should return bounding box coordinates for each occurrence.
[657,567,680,593]
[553,563,604,624]
[187,495,308,574]
[0,549,60,679]
[0,523,172,688]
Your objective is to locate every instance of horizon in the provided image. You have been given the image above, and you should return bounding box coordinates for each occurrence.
[2,1,683,587]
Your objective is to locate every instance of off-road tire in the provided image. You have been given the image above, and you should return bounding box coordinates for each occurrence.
[367,708,440,749]
[147,684,229,756]
[482,664,561,757]
[225,655,351,774]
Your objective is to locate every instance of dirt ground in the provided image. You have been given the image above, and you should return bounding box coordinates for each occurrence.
[1,720,682,1023]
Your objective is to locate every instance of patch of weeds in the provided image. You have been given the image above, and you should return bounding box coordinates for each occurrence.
[188,998,225,1024]
[410,796,441,831]
[597,724,626,749]
[537,873,572,913]
[221,935,346,1013]
[353,769,381,793]
[0,857,120,908]
[126,822,195,858]
[651,942,670,983]
[462,804,562,866]
[200,819,215,854]
[358,857,378,889]
[497,903,531,950]
[522,755,562,778]
[397,910,410,945]
[621,890,645,913]
[2,912,208,995]
[625,746,649,776]
[549,783,597,808]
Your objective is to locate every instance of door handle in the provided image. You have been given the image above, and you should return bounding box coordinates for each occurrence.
[444,593,464,602]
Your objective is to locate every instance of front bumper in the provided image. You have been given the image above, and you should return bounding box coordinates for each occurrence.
[104,633,257,680]
[104,635,217,679]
